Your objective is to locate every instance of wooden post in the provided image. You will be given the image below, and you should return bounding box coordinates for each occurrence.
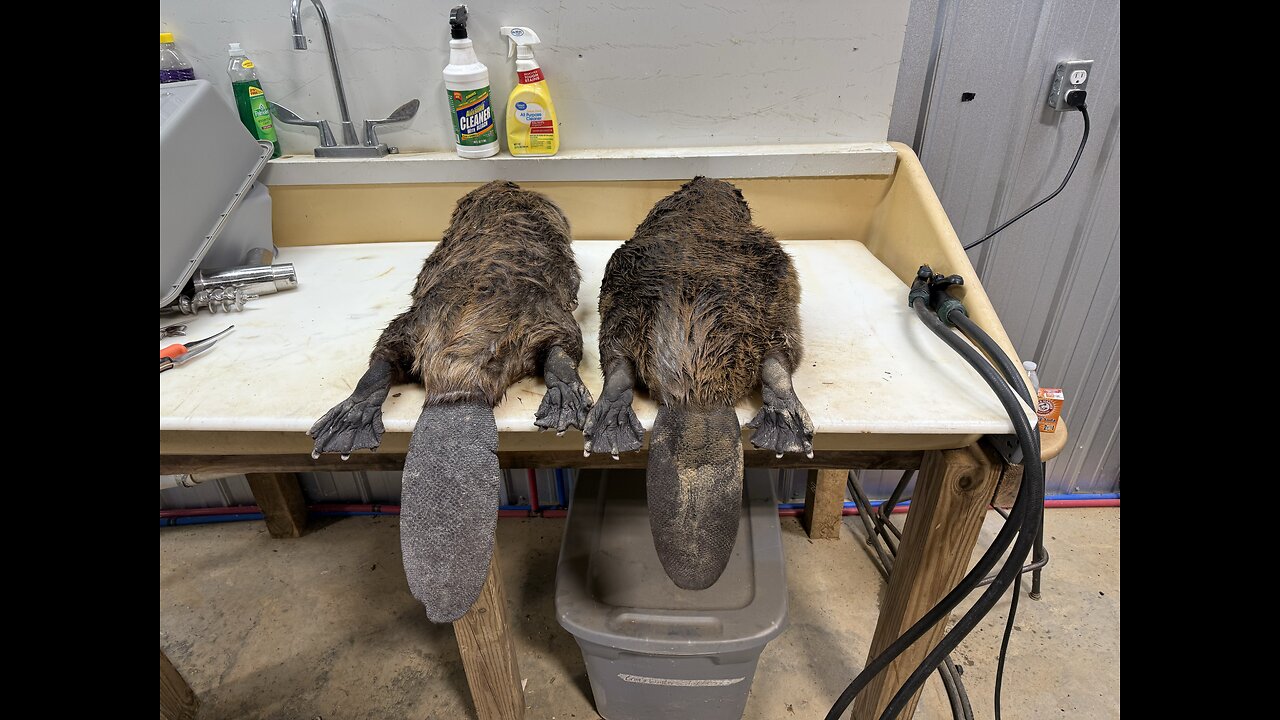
[851,444,1004,720]
[160,648,199,720]
[246,472,309,538]
[453,552,524,720]
[804,468,847,539]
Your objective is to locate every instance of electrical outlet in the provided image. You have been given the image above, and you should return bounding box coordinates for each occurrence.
[1047,59,1093,111]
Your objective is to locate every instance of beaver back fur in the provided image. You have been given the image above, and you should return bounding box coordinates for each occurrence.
[597,177,802,406]
[372,180,583,407]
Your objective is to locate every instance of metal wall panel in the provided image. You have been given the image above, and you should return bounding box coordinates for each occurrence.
[887,0,1120,494]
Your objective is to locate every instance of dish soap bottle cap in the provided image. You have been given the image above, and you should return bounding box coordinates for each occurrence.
[228,42,245,56]
[500,26,541,60]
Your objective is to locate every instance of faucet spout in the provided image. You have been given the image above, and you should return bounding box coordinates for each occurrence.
[289,0,359,145]
[289,0,308,48]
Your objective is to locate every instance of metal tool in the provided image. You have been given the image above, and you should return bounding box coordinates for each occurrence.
[160,325,235,373]
[193,263,298,297]
[363,99,420,153]
[160,322,188,340]
[161,287,258,316]
[269,102,337,148]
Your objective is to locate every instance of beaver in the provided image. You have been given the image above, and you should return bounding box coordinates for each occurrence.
[586,176,814,590]
[309,180,592,622]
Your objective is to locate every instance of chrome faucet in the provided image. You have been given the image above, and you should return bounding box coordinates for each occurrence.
[289,0,358,146]
[277,0,419,157]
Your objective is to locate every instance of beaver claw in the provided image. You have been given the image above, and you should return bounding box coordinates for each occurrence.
[583,389,644,458]
[747,384,814,458]
[309,391,388,458]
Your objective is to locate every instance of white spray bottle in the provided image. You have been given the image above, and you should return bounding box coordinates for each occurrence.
[443,5,498,158]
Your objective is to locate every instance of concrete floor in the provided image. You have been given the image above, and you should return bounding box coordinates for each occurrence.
[160,508,1119,719]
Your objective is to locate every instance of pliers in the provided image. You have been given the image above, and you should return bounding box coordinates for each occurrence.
[160,326,235,373]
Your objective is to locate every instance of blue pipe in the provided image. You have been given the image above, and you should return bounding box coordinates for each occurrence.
[554,469,569,511]
[160,512,264,527]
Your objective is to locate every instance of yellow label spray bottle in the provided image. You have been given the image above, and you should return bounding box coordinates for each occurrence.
[499,27,559,156]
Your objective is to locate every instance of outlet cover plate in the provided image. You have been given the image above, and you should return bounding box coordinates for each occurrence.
[1047,59,1094,111]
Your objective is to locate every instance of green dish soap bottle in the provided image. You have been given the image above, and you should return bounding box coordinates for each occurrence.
[227,43,281,159]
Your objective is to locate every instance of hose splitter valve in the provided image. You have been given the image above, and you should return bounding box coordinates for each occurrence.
[908,265,967,326]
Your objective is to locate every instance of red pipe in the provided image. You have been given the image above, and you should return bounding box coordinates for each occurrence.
[526,469,540,513]
[1044,499,1119,508]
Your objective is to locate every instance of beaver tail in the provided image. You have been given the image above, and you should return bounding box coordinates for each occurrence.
[400,400,500,622]
[646,404,744,590]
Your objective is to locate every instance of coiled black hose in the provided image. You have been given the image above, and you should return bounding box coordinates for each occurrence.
[823,301,1037,720]
[873,303,1044,720]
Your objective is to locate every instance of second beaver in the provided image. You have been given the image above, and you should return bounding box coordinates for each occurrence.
[309,180,592,622]
[587,176,814,590]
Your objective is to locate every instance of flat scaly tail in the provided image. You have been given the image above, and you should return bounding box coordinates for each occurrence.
[647,404,744,590]
[400,400,500,622]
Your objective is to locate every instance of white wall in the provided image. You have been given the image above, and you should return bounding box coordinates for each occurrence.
[160,0,909,155]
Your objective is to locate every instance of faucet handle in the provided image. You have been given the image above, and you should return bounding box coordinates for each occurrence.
[363,99,420,152]
[269,101,338,148]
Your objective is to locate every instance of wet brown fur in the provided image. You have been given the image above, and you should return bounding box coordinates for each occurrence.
[372,181,583,407]
[598,177,802,406]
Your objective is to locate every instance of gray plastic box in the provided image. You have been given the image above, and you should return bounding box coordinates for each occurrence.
[555,469,787,720]
[159,79,269,306]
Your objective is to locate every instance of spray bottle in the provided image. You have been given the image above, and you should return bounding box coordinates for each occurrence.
[499,27,559,157]
[443,5,499,158]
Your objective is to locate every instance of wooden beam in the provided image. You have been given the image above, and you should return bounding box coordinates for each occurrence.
[851,444,1004,720]
[991,461,1024,508]
[453,553,524,720]
[804,469,848,539]
[161,449,925,474]
[160,648,199,720]
[245,473,309,538]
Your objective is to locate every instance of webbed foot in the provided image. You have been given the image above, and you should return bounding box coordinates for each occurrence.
[584,361,644,459]
[535,345,594,434]
[308,390,388,458]
[747,354,814,458]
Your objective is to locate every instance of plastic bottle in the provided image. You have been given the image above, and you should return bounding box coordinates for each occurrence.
[160,32,195,84]
[443,5,499,158]
[1022,361,1040,391]
[227,43,281,159]
[499,27,559,157]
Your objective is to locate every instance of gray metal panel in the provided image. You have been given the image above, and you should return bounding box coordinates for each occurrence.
[889,0,1120,494]
[159,474,254,509]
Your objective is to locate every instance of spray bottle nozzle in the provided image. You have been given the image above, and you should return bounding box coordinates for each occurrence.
[499,26,542,59]
[449,5,469,39]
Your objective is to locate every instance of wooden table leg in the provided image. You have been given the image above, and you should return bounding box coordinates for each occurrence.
[804,468,847,539]
[453,552,524,719]
[246,472,308,538]
[160,648,199,720]
[851,444,1003,720]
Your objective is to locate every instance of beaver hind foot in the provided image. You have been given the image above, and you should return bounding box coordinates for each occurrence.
[747,353,814,458]
[583,359,644,458]
[535,346,594,435]
[308,357,394,458]
[400,400,500,623]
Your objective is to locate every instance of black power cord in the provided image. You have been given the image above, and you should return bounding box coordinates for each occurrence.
[963,98,1090,252]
